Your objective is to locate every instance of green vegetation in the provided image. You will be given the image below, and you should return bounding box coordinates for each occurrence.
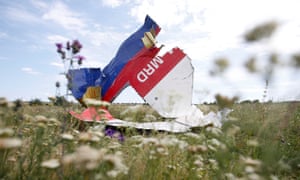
[0,98,299,179]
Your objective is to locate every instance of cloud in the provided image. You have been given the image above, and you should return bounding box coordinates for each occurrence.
[102,0,129,8]
[50,62,64,68]
[42,1,86,32]
[4,5,40,23]
[21,67,40,75]
[129,0,300,59]
[0,32,8,39]
[47,35,69,44]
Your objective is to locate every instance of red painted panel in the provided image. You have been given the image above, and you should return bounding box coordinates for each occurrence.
[130,47,186,97]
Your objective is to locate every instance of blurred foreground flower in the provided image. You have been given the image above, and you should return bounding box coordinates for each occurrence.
[0,97,8,107]
[292,53,300,67]
[62,145,107,171]
[0,128,14,137]
[61,133,75,141]
[33,115,61,126]
[78,132,101,142]
[244,21,278,42]
[245,56,258,73]
[210,58,230,76]
[215,94,238,109]
[62,145,128,177]
[41,159,60,169]
[0,138,22,149]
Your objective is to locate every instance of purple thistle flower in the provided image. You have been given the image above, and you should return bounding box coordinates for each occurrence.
[105,127,115,137]
[55,43,63,51]
[71,40,82,54]
[75,55,85,61]
[105,127,125,142]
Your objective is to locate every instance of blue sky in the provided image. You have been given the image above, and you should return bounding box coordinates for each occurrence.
[1,0,300,103]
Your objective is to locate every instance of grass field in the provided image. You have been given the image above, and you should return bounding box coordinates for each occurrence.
[0,99,299,179]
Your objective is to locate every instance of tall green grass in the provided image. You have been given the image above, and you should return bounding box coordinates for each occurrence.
[0,99,299,179]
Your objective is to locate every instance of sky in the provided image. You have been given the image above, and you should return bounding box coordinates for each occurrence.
[1,0,300,103]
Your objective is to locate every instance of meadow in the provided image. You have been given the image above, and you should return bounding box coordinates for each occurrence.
[0,98,299,180]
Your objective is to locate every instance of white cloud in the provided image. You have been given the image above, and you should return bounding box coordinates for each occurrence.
[30,0,48,10]
[5,6,40,23]
[21,67,40,75]
[42,1,86,32]
[47,35,69,44]
[129,0,300,59]
[0,32,8,39]
[102,0,129,8]
[50,62,64,68]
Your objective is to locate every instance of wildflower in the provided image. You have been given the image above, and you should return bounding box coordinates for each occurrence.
[208,159,219,170]
[226,124,241,137]
[194,159,204,167]
[105,127,124,142]
[207,145,217,152]
[0,97,8,107]
[240,156,262,167]
[167,165,177,170]
[78,132,100,142]
[88,129,104,138]
[224,173,236,180]
[247,139,259,147]
[55,43,63,51]
[41,159,60,169]
[270,175,279,180]
[23,114,34,122]
[155,144,169,156]
[71,40,82,54]
[292,53,300,67]
[107,142,121,149]
[0,128,14,137]
[247,173,261,180]
[245,56,258,73]
[0,138,22,149]
[269,53,279,65]
[74,55,85,65]
[103,152,129,178]
[159,135,188,150]
[187,145,208,153]
[48,117,61,125]
[278,159,291,171]
[7,156,16,162]
[194,160,204,168]
[215,94,238,109]
[34,115,48,123]
[62,145,107,171]
[214,57,229,74]
[184,132,205,140]
[208,138,226,150]
[74,55,85,61]
[205,126,223,136]
[245,165,256,174]
[61,133,74,141]
[244,21,278,42]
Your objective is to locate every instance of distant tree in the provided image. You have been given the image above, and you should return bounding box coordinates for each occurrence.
[13,99,23,111]
[54,96,69,106]
[29,98,43,106]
